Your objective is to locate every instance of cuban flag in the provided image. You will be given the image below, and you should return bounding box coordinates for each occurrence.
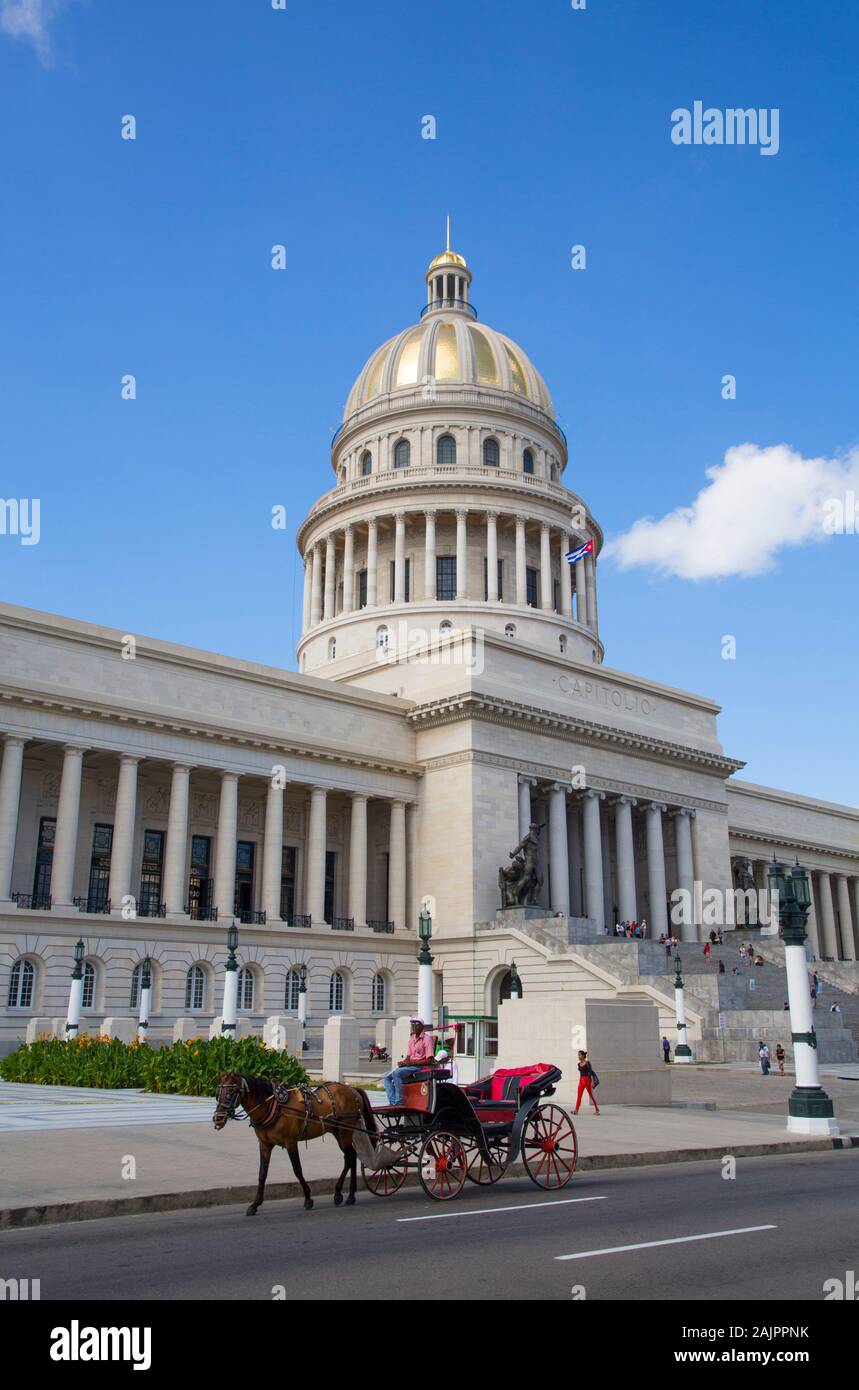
[565,538,594,567]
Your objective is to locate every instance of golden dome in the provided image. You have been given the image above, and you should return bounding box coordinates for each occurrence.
[429,248,467,270]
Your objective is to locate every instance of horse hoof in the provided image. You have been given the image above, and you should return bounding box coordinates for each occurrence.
[333,1192,343,1206]
[304,1199,314,1210]
[346,1195,356,1206]
[245,1206,257,1216]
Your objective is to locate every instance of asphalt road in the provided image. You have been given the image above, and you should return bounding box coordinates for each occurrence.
[3,1150,857,1302]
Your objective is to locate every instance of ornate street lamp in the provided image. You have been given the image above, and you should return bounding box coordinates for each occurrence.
[66,938,85,1038]
[137,956,152,1045]
[298,962,309,1051]
[673,952,692,1062]
[508,960,522,1000]
[417,908,434,1025]
[768,858,838,1135]
[221,923,240,1037]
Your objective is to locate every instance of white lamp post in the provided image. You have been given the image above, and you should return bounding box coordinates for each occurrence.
[298,962,309,1051]
[221,923,239,1036]
[417,909,434,1026]
[66,938,85,1038]
[673,953,693,1062]
[137,956,152,1044]
[768,859,838,1135]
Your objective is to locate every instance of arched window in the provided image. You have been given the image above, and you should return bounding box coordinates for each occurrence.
[504,623,516,639]
[327,637,337,660]
[436,434,456,467]
[130,962,144,1010]
[376,625,389,652]
[285,969,301,1012]
[393,439,410,469]
[523,448,534,475]
[7,959,34,1008]
[559,634,568,653]
[550,463,559,482]
[329,971,345,1013]
[238,968,255,1011]
[81,961,96,1010]
[483,437,500,467]
[361,451,372,477]
[439,620,453,637]
[371,972,387,1013]
[185,965,206,1011]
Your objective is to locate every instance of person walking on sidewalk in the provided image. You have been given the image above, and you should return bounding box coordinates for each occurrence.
[662,1035,672,1064]
[775,1043,786,1076]
[574,1050,600,1114]
[759,1040,771,1075]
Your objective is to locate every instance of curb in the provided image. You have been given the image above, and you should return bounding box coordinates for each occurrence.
[2,1134,855,1230]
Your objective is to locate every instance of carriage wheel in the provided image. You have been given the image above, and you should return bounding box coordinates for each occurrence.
[521,1105,578,1189]
[361,1147,408,1197]
[419,1132,468,1202]
[465,1134,509,1185]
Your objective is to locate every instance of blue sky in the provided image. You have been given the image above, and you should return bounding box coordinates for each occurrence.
[0,0,856,803]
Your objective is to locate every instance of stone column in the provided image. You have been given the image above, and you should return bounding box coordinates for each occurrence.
[559,532,572,618]
[567,801,583,916]
[645,802,668,938]
[455,510,468,598]
[515,518,527,605]
[485,511,499,601]
[852,879,859,960]
[548,784,571,915]
[306,786,328,924]
[394,512,406,603]
[163,763,192,915]
[107,755,140,911]
[805,870,821,958]
[301,555,312,635]
[0,736,26,902]
[517,775,535,840]
[585,549,597,628]
[424,511,436,600]
[348,793,368,927]
[836,875,856,961]
[310,543,323,627]
[323,534,336,621]
[342,525,355,614]
[672,808,696,943]
[575,547,588,625]
[817,872,838,959]
[389,799,407,930]
[366,518,378,607]
[261,777,284,921]
[213,772,240,919]
[581,790,605,930]
[51,745,86,908]
[613,796,637,922]
[539,522,553,610]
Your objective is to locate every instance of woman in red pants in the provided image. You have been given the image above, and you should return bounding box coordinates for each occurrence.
[574,1049,600,1115]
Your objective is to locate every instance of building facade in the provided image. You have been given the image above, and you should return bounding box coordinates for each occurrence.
[2,241,858,1055]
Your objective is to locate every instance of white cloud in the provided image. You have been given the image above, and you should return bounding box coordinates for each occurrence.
[0,0,66,65]
[604,442,859,580]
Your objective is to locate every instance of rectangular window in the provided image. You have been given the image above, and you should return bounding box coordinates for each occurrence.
[357,570,368,609]
[87,823,113,912]
[281,845,296,921]
[139,829,164,917]
[436,555,457,601]
[234,841,255,920]
[324,850,337,923]
[32,816,56,907]
[483,558,503,602]
[388,558,411,602]
[526,567,539,608]
[456,1022,476,1058]
[553,579,560,613]
[188,835,213,919]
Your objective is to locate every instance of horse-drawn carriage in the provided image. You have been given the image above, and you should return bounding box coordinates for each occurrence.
[361,1061,578,1201]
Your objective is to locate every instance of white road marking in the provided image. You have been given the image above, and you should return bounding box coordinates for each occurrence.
[398,1196,607,1223]
[555,1224,777,1260]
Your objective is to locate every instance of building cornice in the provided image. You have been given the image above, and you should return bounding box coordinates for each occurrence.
[408,689,746,777]
[728,825,859,867]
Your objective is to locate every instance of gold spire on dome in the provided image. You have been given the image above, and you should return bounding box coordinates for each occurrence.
[428,214,467,270]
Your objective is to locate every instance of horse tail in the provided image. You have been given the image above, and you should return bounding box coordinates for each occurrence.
[355,1086,377,1135]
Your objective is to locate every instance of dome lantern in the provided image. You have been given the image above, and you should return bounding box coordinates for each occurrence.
[424,216,473,318]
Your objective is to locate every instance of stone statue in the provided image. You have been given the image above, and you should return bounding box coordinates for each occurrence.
[731,856,756,893]
[499,822,545,907]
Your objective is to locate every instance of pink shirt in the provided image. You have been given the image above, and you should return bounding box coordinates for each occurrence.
[406,1032,435,1063]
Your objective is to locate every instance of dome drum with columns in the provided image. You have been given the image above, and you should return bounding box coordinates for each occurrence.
[297,240,604,678]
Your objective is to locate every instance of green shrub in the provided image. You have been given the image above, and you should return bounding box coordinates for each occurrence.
[0,1033,308,1095]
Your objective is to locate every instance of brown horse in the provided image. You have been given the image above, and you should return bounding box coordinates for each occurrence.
[213,1072,377,1215]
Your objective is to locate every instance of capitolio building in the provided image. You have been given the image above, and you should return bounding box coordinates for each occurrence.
[2,239,858,1069]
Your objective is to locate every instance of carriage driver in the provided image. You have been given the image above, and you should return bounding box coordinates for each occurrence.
[382,1019,436,1105]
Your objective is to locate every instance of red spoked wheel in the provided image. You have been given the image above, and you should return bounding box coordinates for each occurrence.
[419,1131,468,1202]
[521,1104,578,1189]
[465,1134,509,1185]
[361,1144,409,1197]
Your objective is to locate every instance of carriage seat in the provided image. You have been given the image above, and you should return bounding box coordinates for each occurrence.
[465,1063,559,1109]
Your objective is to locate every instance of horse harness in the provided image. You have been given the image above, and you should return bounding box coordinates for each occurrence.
[253,1080,363,1140]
